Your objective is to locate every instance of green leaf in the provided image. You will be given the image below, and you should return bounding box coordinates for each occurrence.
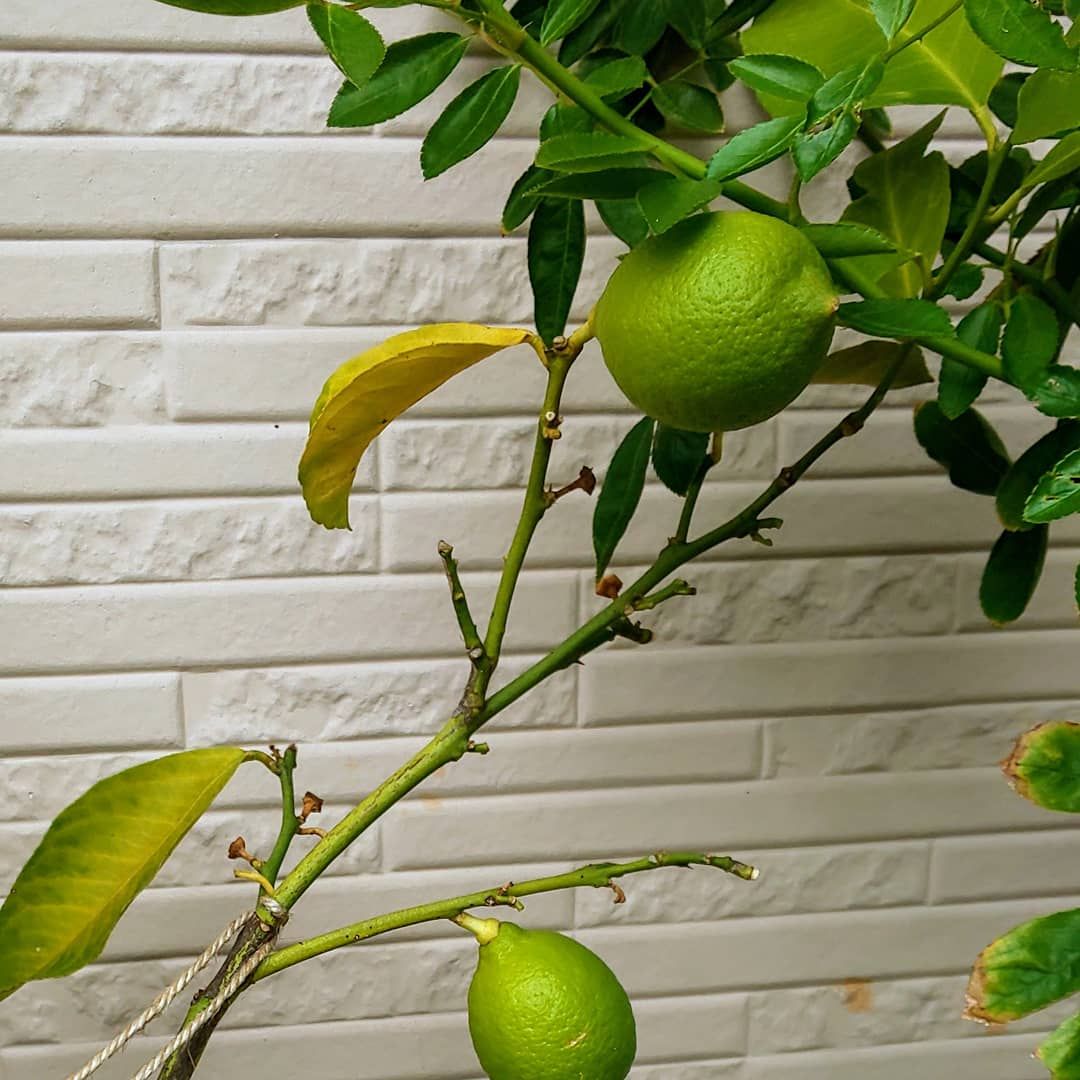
[541,0,603,45]
[155,0,301,12]
[307,3,384,89]
[812,340,932,388]
[839,298,955,340]
[1021,131,1080,193]
[529,197,586,346]
[871,0,917,39]
[594,416,655,579]
[637,176,723,235]
[988,71,1028,128]
[963,0,1078,70]
[502,165,550,233]
[800,222,897,258]
[596,198,650,248]
[1034,367,1080,420]
[540,102,593,141]
[997,423,1080,530]
[1015,66,1080,143]
[1039,1010,1080,1078]
[967,907,1080,1024]
[937,303,1000,419]
[536,132,649,172]
[328,33,468,128]
[652,425,710,497]
[0,748,248,999]
[980,525,1048,624]
[301,325,534,527]
[531,168,660,201]
[839,113,950,297]
[1003,292,1061,394]
[940,262,983,301]
[421,66,521,180]
[706,114,804,183]
[741,0,1003,113]
[913,400,1011,496]
[664,0,710,48]
[1015,176,1080,240]
[728,53,826,102]
[653,80,725,133]
[793,112,859,182]
[557,2,620,66]
[618,3,669,55]
[1004,720,1080,814]
[1024,447,1080,523]
[583,55,649,99]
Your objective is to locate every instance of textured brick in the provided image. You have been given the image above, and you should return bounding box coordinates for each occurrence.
[0,497,378,585]
[0,332,164,426]
[165,331,631,421]
[0,573,578,674]
[0,242,156,327]
[159,237,622,327]
[183,653,578,743]
[0,137,538,239]
[0,673,180,753]
[764,699,1080,778]
[382,770,1054,871]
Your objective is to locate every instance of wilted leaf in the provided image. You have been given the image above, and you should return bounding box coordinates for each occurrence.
[979,525,1048,625]
[914,400,1010,496]
[812,341,931,387]
[0,749,249,1000]
[594,417,655,579]
[1004,721,1080,814]
[300,325,534,527]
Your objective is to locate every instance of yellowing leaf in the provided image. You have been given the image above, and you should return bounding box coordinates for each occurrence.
[300,324,537,528]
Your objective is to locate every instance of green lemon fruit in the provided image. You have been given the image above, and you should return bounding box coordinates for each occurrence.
[594,210,839,433]
[466,919,636,1080]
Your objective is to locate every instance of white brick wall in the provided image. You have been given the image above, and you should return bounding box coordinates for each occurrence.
[0,4,1078,1079]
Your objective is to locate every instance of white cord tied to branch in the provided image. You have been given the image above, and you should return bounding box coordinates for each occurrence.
[65,898,287,1080]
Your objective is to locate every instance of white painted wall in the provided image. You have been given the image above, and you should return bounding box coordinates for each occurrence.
[1,3,1079,1078]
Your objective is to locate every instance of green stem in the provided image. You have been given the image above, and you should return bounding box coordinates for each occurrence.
[261,744,299,887]
[254,852,757,981]
[975,240,1080,328]
[882,0,962,61]
[438,541,484,655]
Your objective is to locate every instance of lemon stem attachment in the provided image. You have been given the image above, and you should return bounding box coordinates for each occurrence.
[454,913,502,945]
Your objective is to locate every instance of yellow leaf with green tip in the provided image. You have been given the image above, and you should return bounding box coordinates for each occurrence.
[300,324,537,529]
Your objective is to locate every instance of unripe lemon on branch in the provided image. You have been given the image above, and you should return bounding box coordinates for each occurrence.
[595,211,839,433]
[462,916,636,1079]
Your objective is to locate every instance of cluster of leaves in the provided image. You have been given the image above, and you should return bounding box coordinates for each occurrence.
[967,719,1080,1076]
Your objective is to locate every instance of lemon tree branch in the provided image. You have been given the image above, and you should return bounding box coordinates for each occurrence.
[253,852,758,982]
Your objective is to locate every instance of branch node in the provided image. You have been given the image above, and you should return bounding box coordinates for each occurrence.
[233,868,277,895]
[839,413,865,437]
[466,740,491,755]
[549,465,596,504]
[633,579,697,611]
[298,826,329,840]
[612,617,653,645]
[227,837,263,870]
[542,410,564,440]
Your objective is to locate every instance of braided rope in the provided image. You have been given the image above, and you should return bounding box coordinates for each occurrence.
[64,899,287,1080]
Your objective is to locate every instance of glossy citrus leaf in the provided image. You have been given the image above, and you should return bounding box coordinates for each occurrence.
[1013,20,1080,141]
[155,0,302,12]
[963,0,1078,70]
[617,2,668,55]
[1003,292,1062,394]
[742,0,1002,112]
[938,304,1000,418]
[536,132,648,172]
[705,115,804,183]
[967,907,1080,1023]
[1039,1011,1080,1078]
[503,165,550,233]
[307,3,385,89]
[596,198,650,248]
[979,525,1048,625]
[812,341,931,387]
[582,56,649,100]
[594,417,654,580]
[531,168,659,202]
[0,748,248,1000]
[1021,132,1080,193]
[1004,721,1080,814]
[1034,367,1080,420]
[997,422,1080,530]
[300,325,534,528]
[328,33,468,128]
[871,0,917,39]
[914,401,1011,496]
[800,223,897,259]
[421,66,521,180]
[541,0,603,45]
[728,54,825,102]
[840,113,949,296]
[1024,447,1080,524]
[637,177,723,235]
[839,298,955,340]
[529,198,586,346]
[793,111,859,182]
[653,80,725,133]
[652,425,710,497]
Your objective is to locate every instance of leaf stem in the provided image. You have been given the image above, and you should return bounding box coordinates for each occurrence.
[253,852,757,981]
[882,0,963,61]
[260,744,299,887]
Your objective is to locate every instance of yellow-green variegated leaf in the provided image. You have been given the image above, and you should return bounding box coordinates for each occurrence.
[300,324,536,528]
[0,748,249,1000]
[742,0,1002,113]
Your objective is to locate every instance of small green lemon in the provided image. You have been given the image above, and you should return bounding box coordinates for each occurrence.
[465,919,636,1080]
[594,210,839,433]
